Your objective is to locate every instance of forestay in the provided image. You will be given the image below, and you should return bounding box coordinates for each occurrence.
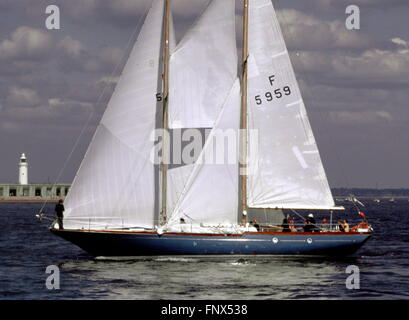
[246,0,336,210]
[64,0,171,229]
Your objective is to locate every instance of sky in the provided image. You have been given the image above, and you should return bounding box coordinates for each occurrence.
[0,0,408,188]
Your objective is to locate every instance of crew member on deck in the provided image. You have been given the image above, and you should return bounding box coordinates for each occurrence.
[55,199,65,229]
[288,215,295,232]
[303,220,314,232]
[337,220,345,232]
[304,213,319,232]
[251,219,260,232]
[307,213,316,225]
[321,217,329,232]
[281,217,291,232]
[343,219,350,232]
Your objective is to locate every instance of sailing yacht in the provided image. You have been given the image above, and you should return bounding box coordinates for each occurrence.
[51,0,371,256]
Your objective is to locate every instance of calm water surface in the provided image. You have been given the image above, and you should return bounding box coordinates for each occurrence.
[0,201,408,299]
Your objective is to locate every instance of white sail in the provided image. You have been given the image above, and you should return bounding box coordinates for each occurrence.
[246,0,336,210]
[167,0,238,217]
[168,0,237,129]
[64,0,170,229]
[168,80,241,226]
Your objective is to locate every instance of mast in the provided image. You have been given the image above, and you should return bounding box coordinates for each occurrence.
[160,0,171,225]
[240,0,249,222]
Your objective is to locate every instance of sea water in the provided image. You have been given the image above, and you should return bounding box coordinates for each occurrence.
[0,200,408,299]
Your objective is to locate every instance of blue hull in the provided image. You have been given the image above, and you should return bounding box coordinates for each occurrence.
[51,229,371,257]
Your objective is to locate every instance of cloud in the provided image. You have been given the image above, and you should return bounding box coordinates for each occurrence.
[295,0,409,12]
[98,0,149,18]
[6,87,41,108]
[0,26,52,60]
[54,35,124,74]
[291,39,409,89]
[277,9,375,51]
[331,47,409,86]
[2,96,95,127]
[82,46,124,72]
[375,111,394,121]
[328,110,393,125]
[57,36,85,58]
[391,37,409,50]
[48,98,93,110]
[0,120,21,134]
[53,0,207,29]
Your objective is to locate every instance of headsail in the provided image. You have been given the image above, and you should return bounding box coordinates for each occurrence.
[167,0,238,219]
[167,80,241,226]
[246,0,336,210]
[64,0,173,229]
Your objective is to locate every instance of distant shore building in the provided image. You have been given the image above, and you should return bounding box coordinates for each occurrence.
[0,153,70,202]
[0,183,71,201]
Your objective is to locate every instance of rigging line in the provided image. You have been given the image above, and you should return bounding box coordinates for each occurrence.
[37,3,150,216]
[290,209,306,221]
[349,193,363,214]
[275,0,351,190]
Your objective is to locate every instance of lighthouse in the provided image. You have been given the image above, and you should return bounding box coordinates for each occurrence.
[19,153,28,185]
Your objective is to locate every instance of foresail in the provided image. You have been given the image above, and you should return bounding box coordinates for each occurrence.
[168,0,237,129]
[64,0,168,229]
[168,80,241,226]
[167,0,238,218]
[247,0,335,210]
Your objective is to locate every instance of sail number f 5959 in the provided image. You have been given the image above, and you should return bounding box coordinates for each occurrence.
[254,74,292,105]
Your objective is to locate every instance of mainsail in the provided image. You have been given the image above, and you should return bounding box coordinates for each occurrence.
[64,0,173,229]
[166,0,239,222]
[246,0,336,210]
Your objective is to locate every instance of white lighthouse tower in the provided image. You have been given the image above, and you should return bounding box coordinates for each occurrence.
[19,153,28,185]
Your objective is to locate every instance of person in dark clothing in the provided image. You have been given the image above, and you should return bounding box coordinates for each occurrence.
[305,213,320,232]
[307,213,316,225]
[303,220,314,232]
[281,218,291,232]
[55,199,65,229]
